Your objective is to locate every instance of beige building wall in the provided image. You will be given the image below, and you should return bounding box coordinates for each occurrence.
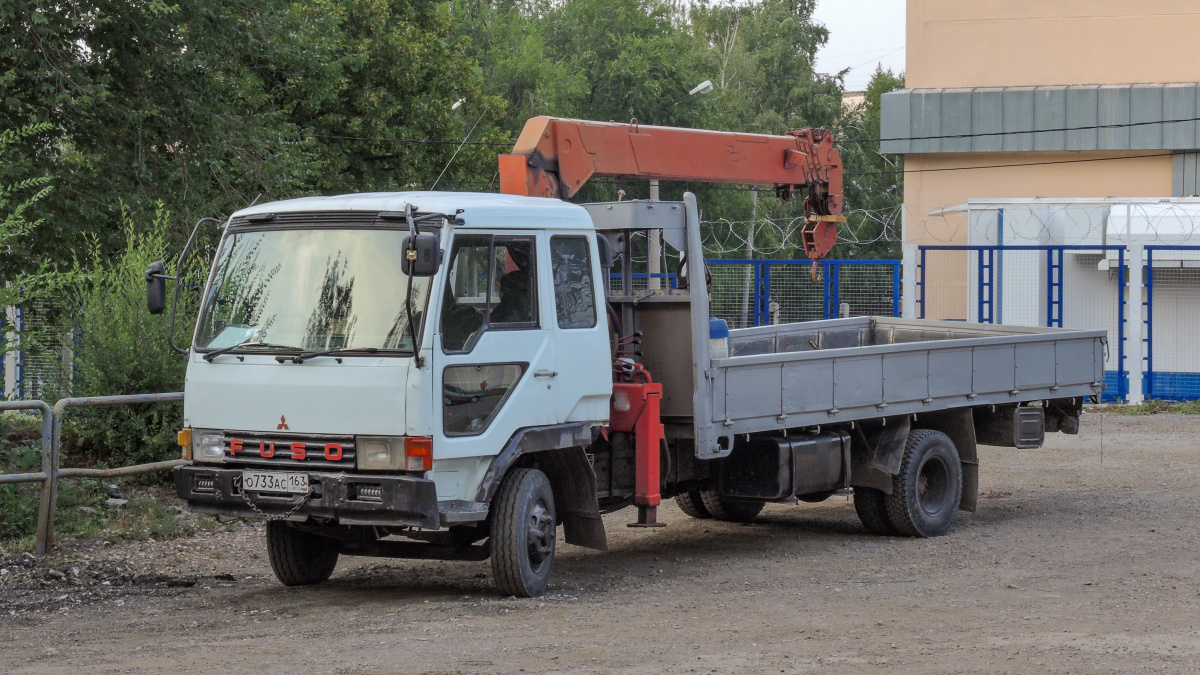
[903,0,1200,248]
[906,152,1174,246]
[907,0,1200,89]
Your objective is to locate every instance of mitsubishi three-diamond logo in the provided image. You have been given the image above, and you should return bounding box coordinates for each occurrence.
[277,415,289,430]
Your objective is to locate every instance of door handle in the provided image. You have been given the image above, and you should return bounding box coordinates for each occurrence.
[533,370,558,378]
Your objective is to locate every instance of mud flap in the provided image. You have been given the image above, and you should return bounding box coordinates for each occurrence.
[849,416,911,495]
[536,447,609,552]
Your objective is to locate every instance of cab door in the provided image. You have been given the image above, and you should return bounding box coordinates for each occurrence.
[432,231,560,461]
[544,232,612,422]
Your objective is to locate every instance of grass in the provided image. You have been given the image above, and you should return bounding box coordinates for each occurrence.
[0,413,234,553]
[0,481,237,554]
[1091,399,1200,415]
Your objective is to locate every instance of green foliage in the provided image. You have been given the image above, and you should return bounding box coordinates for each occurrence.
[0,122,53,306]
[835,65,905,258]
[0,423,108,546]
[63,206,202,468]
[1,0,504,277]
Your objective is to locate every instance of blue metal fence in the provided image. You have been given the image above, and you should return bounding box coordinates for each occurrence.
[609,259,902,330]
[1144,246,1200,401]
[918,245,1128,402]
[704,258,901,327]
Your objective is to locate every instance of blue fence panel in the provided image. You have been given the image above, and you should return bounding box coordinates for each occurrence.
[919,245,1128,402]
[1144,246,1200,401]
[704,259,901,328]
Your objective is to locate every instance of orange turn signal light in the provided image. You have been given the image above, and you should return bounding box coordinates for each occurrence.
[404,436,433,472]
[178,428,193,460]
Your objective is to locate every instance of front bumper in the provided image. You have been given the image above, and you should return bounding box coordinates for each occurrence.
[175,465,441,529]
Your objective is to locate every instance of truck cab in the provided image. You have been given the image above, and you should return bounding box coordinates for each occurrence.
[173,192,613,596]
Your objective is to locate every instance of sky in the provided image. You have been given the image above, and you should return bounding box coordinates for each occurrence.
[811,0,906,91]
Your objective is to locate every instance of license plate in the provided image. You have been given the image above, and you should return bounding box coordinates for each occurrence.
[242,471,308,494]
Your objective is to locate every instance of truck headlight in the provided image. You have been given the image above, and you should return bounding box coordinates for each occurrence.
[193,430,226,463]
[356,436,432,472]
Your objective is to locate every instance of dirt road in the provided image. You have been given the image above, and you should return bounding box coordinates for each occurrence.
[2,412,1199,674]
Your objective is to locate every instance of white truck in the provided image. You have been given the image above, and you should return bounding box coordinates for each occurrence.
[148,120,1105,597]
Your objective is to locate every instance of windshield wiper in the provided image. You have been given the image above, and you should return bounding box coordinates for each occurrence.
[202,341,302,362]
[280,346,382,364]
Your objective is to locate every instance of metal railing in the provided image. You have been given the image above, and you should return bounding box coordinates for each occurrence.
[0,392,185,554]
[706,258,902,329]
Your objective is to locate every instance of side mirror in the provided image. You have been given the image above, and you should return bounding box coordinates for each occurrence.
[145,261,167,315]
[402,234,441,276]
[595,233,614,268]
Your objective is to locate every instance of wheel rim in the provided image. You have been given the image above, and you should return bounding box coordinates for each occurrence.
[916,454,952,517]
[526,498,554,567]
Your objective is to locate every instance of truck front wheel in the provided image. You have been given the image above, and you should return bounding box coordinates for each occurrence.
[490,468,556,597]
[266,521,339,586]
[884,429,963,537]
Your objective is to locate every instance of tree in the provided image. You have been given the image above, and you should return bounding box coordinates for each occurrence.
[0,0,504,274]
[834,65,905,258]
[0,123,53,305]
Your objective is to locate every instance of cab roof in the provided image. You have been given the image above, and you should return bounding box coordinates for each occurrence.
[229,191,594,230]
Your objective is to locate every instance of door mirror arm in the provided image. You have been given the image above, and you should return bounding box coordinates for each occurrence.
[146,216,224,356]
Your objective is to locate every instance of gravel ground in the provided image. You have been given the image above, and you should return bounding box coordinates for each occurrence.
[1,411,1198,674]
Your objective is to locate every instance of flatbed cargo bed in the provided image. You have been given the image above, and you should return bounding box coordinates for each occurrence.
[707,316,1105,436]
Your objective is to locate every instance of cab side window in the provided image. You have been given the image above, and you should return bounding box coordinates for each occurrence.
[550,236,597,329]
[440,235,538,352]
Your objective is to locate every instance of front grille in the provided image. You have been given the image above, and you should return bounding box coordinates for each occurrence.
[223,431,356,470]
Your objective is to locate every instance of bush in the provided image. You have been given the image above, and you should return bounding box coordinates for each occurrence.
[64,205,202,469]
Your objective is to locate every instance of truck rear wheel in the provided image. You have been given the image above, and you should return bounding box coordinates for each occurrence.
[266,521,339,586]
[675,491,713,519]
[490,468,556,597]
[884,429,962,537]
[699,489,764,522]
[854,487,899,535]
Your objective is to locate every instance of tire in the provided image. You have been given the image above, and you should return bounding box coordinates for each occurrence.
[698,489,765,522]
[266,521,339,586]
[675,491,713,519]
[490,468,556,597]
[854,487,900,535]
[884,429,963,538]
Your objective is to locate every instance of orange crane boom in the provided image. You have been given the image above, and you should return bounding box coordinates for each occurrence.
[498,116,845,259]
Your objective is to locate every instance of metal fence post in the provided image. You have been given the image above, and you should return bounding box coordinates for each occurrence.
[0,400,53,554]
[918,247,926,319]
[754,263,770,326]
[15,303,24,400]
[39,392,186,553]
[1117,247,1127,403]
[892,261,901,318]
[1126,244,1144,404]
[1046,247,1064,327]
[1144,248,1154,399]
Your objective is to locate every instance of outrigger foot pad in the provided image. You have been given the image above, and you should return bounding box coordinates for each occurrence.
[628,505,667,528]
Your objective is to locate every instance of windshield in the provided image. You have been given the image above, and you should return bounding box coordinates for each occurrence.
[195,228,432,353]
